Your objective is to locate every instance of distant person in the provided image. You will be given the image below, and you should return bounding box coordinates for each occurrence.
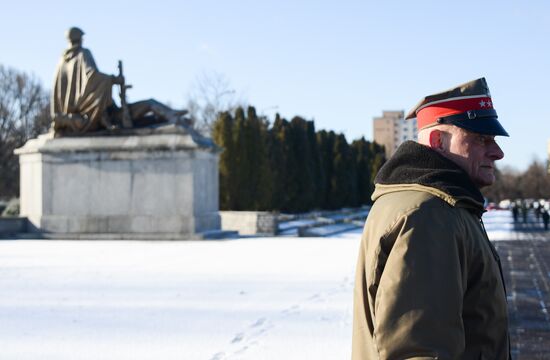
[521,200,528,223]
[512,202,519,222]
[534,201,541,220]
[353,78,510,359]
[542,207,550,230]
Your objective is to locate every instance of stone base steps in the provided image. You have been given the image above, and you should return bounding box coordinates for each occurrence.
[278,207,370,237]
[298,223,361,237]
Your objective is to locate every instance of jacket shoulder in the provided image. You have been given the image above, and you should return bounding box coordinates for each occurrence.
[369,189,462,235]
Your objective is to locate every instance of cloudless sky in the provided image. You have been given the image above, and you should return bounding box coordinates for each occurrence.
[2,0,549,170]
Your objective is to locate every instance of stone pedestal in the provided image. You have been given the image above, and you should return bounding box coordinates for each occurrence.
[15,127,220,237]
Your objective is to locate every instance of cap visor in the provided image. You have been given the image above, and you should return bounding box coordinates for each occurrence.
[449,117,509,137]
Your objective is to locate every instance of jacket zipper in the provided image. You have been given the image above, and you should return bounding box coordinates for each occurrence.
[479,218,507,295]
[479,217,512,360]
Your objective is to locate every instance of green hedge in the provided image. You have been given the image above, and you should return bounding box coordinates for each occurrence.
[213,106,386,213]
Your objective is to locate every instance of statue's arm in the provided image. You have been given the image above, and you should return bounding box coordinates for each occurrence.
[81,48,122,85]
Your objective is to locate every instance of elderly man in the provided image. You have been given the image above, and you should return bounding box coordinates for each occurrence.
[352,78,510,359]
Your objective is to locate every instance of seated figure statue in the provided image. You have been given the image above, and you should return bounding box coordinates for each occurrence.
[51,27,190,136]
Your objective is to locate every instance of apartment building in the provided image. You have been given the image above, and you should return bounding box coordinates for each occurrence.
[373,110,417,159]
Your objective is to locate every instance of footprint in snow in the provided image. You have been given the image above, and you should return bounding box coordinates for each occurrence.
[231,333,244,343]
[282,304,301,317]
[251,317,266,327]
[209,352,225,360]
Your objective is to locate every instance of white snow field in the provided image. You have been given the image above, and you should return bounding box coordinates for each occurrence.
[0,210,522,359]
[0,231,361,360]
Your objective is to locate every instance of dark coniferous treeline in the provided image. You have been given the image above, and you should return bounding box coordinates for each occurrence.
[212,106,386,213]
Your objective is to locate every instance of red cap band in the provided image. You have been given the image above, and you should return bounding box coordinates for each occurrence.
[416,96,493,129]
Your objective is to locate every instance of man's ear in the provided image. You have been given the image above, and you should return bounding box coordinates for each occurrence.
[429,129,444,151]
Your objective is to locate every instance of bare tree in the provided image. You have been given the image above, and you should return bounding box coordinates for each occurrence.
[498,166,523,200]
[483,160,550,202]
[0,65,50,199]
[518,159,550,199]
[483,165,522,202]
[186,71,245,136]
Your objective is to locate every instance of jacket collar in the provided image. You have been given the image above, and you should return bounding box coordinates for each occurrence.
[373,141,485,214]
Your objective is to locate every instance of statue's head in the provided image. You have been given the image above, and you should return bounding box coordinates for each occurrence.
[66,27,84,44]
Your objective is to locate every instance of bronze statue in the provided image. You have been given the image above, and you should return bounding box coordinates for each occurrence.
[51,27,190,136]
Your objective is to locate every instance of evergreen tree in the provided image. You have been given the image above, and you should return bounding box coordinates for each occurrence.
[245,106,272,210]
[352,137,374,205]
[316,130,336,209]
[243,107,258,209]
[256,115,274,210]
[286,117,316,212]
[369,142,386,184]
[306,121,324,209]
[279,117,301,212]
[232,107,249,210]
[269,115,293,211]
[212,111,235,210]
[328,134,357,209]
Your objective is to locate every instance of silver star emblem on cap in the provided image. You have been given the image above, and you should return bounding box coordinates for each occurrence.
[479,100,486,107]
[487,100,492,107]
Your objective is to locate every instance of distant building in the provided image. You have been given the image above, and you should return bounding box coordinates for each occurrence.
[373,111,417,159]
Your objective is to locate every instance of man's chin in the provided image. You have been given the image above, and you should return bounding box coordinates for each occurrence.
[475,176,495,189]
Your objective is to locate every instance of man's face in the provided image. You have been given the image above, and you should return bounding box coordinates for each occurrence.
[443,127,504,188]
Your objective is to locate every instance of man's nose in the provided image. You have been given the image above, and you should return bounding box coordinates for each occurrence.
[488,141,504,160]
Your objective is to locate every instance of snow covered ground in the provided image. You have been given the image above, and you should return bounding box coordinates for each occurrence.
[0,231,361,360]
[0,210,530,359]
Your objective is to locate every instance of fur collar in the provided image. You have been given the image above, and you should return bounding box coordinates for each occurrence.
[375,141,485,209]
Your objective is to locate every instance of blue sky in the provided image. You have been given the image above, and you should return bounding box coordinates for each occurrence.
[2,0,549,170]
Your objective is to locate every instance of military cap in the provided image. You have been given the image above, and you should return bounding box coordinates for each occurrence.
[405,78,509,136]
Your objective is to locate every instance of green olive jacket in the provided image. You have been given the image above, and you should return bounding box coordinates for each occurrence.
[352,141,509,360]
